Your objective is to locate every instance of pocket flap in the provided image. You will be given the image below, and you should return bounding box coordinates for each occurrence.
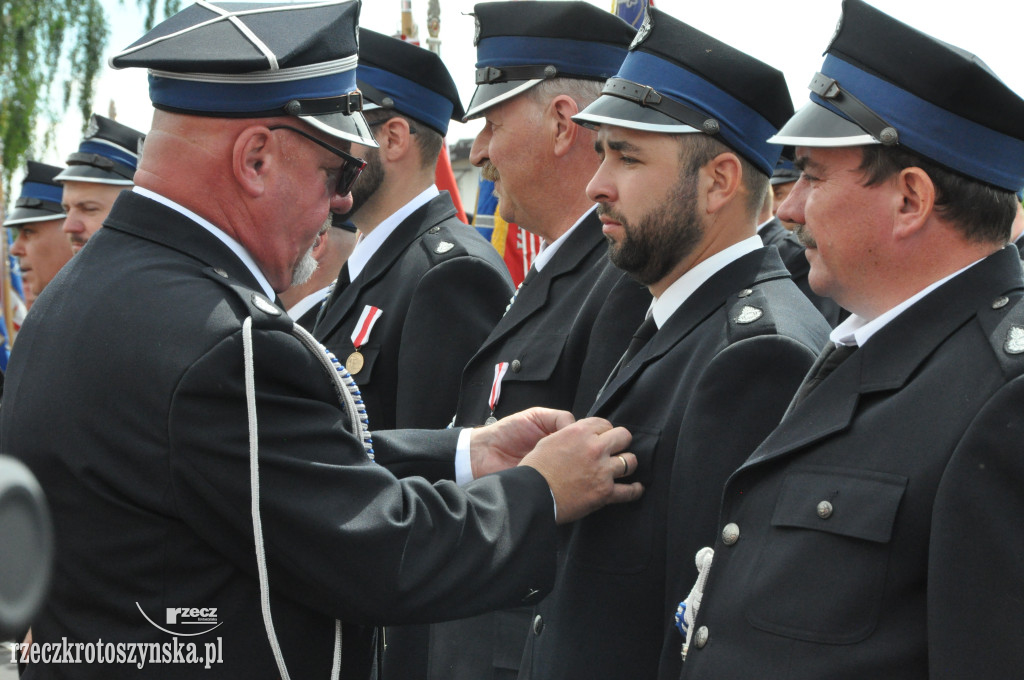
[771,467,907,543]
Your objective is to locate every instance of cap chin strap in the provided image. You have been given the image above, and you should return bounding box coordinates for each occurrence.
[809,72,899,145]
[601,78,721,135]
[241,318,375,680]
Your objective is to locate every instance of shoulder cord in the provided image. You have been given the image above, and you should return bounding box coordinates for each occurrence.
[242,317,375,680]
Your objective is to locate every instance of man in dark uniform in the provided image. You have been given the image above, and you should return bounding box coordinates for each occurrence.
[516,11,831,680]
[758,155,847,326]
[314,28,513,430]
[5,162,73,306]
[678,2,1024,678]
[0,3,643,678]
[56,113,145,253]
[411,5,651,680]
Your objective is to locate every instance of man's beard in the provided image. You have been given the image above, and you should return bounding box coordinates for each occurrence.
[599,174,703,286]
[339,147,384,220]
[291,244,318,286]
[290,216,331,286]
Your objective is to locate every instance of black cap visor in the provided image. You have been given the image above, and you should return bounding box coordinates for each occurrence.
[464,80,543,120]
[572,94,699,133]
[768,101,878,148]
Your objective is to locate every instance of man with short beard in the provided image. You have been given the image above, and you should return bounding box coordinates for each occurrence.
[419,5,652,680]
[516,10,831,680]
[313,28,513,431]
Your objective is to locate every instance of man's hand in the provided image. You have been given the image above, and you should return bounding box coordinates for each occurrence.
[519,417,643,524]
[470,407,576,478]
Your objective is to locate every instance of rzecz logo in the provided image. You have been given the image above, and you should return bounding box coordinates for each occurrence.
[137,603,223,636]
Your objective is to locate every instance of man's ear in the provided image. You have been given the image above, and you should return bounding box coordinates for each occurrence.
[233,126,273,198]
[375,116,413,163]
[549,94,582,158]
[702,152,743,216]
[892,166,935,241]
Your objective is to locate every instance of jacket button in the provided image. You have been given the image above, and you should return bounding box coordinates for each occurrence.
[721,523,740,545]
[510,359,522,373]
[695,626,709,648]
[428,226,440,234]
[532,614,544,635]
[817,500,833,519]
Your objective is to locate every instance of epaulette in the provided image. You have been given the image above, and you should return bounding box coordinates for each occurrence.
[724,284,779,343]
[201,266,294,333]
[977,289,1024,377]
[418,223,471,262]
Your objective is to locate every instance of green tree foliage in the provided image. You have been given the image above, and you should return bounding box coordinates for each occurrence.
[0,0,179,199]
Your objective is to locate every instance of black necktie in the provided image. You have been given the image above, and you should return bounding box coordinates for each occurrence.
[314,262,351,327]
[596,314,658,401]
[620,314,658,367]
[788,342,857,411]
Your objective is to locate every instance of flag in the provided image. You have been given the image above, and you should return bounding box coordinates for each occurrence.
[611,0,652,28]
[0,228,28,368]
[472,178,541,287]
[435,142,468,223]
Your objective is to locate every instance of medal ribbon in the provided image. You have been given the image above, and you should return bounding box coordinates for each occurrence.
[350,305,383,349]
[489,362,510,413]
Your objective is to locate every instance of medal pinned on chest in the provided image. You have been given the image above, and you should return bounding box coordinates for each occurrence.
[486,361,510,424]
[347,305,383,374]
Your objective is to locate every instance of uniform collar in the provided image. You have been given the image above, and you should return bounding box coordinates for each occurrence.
[830,255,986,348]
[132,186,275,300]
[531,205,597,273]
[651,235,763,328]
[347,185,439,280]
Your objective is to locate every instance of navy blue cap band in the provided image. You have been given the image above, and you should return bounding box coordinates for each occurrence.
[358,64,454,135]
[148,68,356,116]
[476,35,627,80]
[618,51,781,176]
[814,55,1024,192]
[78,141,139,171]
[21,181,64,205]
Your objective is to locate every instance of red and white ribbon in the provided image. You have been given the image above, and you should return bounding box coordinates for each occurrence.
[350,305,383,349]
[489,362,510,413]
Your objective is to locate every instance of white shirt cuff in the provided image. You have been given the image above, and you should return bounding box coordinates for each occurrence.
[455,427,474,486]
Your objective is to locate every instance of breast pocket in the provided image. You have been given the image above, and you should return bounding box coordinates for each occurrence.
[745,466,907,644]
[567,425,661,573]
[499,333,568,384]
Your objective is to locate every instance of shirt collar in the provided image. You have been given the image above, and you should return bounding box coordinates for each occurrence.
[347,185,439,280]
[830,256,986,347]
[133,186,275,300]
[286,284,332,320]
[651,235,764,329]
[531,206,596,273]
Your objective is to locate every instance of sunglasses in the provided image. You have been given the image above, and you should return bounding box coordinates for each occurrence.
[268,125,367,196]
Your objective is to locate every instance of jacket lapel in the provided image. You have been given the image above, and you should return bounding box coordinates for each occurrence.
[739,246,1024,471]
[591,248,790,414]
[314,194,456,341]
[471,211,606,354]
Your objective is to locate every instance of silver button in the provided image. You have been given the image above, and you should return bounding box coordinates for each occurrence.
[737,288,753,298]
[532,614,544,635]
[510,359,522,373]
[428,226,441,234]
[992,296,1010,309]
[817,500,833,519]
[213,268,229,278]
[695,626,709,648]
[721,523,740,545]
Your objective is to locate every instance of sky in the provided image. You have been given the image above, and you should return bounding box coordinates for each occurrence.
[36,0,1024,167]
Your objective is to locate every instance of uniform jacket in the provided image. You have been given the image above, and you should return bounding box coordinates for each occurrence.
[314,192,513,430]
[0,191,557,680]
[518,247,831,680]
[760,217,847,326]
[385,211,650,680]
[681,246,1024,680]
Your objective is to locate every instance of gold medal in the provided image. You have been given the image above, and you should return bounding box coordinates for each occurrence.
[345,351,364,374]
